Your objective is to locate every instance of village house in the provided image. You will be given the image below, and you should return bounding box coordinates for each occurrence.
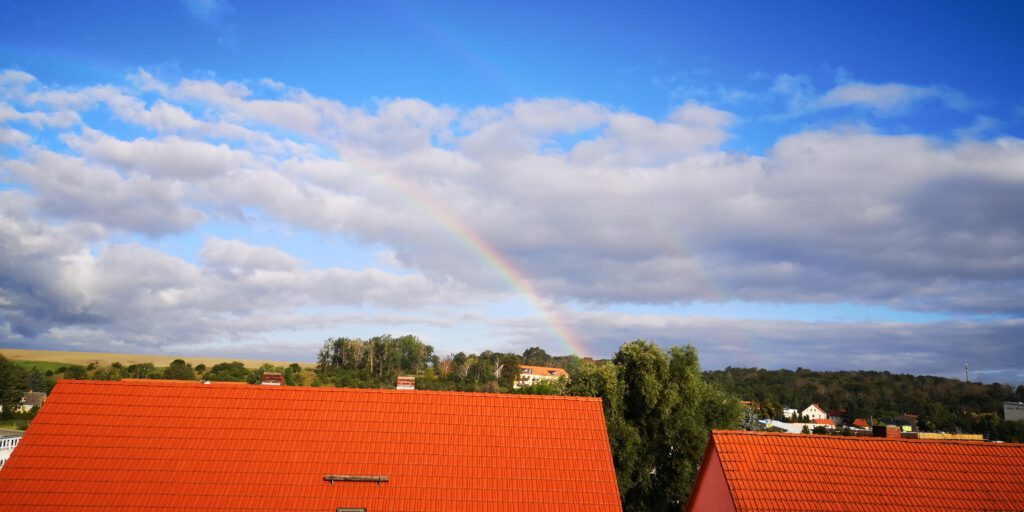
[686,430,1024,511]
[811,418,835,429]
[800,403,827,421]
[16,392,46,414]
[1005,402,1024,422]
[0,429,22,471]
[827,408,846,425]
[513,364,569,389]
[0,379,621,511]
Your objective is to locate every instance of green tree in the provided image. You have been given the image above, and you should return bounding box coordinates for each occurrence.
[511,377,565,395]
[63,365,88,380]
[124,363,157,379]
[568,340,740,511]
[0,355,27,420]
[496,353,522,388]
[204,361,251,382]
[522,346,552,366]
[164,359,196,381]
[28,368,45,392]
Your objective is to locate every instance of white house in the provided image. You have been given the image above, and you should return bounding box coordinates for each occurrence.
[1005,402,1024,422]
[801,404,828,421]
[0,429,23,470]
[16,392,46,413]
[514,365,569,389]
[782,408,799,420]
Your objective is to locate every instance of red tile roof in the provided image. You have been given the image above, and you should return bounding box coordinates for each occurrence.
[691,430,1024,511]
[0,380,621,511]
[811,418,834,426]
[852,418,870,428]
[519,365,569,378]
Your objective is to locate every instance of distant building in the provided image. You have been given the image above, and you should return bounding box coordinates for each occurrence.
[902,432,984,441]
[260,372,284,386]
[17,392,46,413]
[851,418,870,429]
[514,365,568,389]
[0,429,22,470]
[1005,402,1024,422]
[781,408,798,420]
[396,376,415,390]
[893,413,919,430]
[811,418,835,429]
[827,409,846,425]
[801,404,827,421]
[686,430,1024,512]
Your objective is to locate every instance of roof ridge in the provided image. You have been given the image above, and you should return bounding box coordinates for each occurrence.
[53,379,603,402]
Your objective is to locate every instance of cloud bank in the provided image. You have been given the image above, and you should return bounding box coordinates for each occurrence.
[1,69,1021,382]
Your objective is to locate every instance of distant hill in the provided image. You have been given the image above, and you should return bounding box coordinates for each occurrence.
[705,367,1024,436]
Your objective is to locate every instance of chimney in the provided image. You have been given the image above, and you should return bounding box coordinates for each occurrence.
[872,425,901,438]
[261,372,284,386]
[396,376,415,390]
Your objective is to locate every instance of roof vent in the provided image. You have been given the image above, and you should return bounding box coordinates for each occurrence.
[261,372,284,386]
[324,474,389,485]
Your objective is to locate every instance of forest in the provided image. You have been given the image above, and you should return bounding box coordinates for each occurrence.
[706,366,1024,441]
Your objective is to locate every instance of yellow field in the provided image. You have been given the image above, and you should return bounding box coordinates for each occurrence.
[0,348,315,369]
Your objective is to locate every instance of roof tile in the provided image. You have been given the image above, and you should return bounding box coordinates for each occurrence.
[0,380,621,511]
[702,430,1024,511]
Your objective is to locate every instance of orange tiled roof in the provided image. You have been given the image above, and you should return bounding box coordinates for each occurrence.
[0,380,621,511]
[811,418,834,426]
[704,430,1024,511]
[852,418,870,428]
[519,365,569,377]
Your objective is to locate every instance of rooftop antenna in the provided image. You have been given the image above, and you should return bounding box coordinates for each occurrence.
[965,362,969,383]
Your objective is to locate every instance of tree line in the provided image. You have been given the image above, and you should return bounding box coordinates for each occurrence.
[706,366,1024,440]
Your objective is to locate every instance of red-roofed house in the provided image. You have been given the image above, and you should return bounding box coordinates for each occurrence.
[514,365,569,389]
[0,380,621,511]
[686,430,1024,512]
[852,418,870,429]
[811,418,835,428]
[827,408,846,425]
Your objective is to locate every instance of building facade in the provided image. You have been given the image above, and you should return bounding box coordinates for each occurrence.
[0,430,22,470]
[1005,402,1024,422]
[514,365,569,389]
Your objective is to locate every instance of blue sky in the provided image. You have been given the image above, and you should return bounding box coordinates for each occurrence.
[1,0,1023,383]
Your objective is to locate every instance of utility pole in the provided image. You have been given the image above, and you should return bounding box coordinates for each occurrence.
[965,363,969,383]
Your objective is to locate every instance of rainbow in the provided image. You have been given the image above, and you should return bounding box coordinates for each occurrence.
[357,159,587,357]
[363,7,585,355]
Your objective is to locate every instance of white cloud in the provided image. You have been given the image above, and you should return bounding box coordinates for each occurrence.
[63,129,253,180]
[815,81,970,113]
[1,70,1022,373]
[8,150,206,235]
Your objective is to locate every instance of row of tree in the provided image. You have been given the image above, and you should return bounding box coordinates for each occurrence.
[706,366,1024,438]
[1,356,311,392]
[315,335,586,392]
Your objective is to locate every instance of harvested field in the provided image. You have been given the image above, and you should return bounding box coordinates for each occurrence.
[0,348,314,370]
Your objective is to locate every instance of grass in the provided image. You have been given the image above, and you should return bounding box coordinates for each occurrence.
[9,360,67,373]
[0,420,29,431]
